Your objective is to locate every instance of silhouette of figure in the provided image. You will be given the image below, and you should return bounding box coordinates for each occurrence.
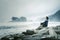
[42,16,49,27]
[36,16,49,30]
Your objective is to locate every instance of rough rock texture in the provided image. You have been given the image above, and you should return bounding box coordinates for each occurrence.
[1,26,60,40]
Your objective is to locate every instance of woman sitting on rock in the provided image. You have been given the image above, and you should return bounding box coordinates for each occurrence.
[36,16,49,30]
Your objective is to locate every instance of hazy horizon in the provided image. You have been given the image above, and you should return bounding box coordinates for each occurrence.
[0,0,60,22]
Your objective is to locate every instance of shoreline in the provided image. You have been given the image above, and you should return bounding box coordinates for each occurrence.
[0,25,60,40]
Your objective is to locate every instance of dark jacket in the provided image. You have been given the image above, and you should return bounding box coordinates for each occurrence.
[43,19,48,27]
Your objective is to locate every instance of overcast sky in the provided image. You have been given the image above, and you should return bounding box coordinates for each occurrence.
[0,0,60,22]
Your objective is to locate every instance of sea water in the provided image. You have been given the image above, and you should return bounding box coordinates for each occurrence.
[0,22,60,38]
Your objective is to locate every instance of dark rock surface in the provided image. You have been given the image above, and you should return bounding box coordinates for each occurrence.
[1,26,60,40]
[0,34,25,40]
[22,30,36,35]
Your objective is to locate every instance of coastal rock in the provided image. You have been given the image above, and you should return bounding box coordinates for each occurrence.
[1,26,60,40]
[0,34,25,40]
[22,30,36,35]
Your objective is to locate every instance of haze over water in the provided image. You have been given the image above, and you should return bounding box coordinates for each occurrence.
[0,0,60,38]
[0,21,60,38]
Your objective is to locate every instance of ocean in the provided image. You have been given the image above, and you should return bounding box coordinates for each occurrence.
[0,22,60,38]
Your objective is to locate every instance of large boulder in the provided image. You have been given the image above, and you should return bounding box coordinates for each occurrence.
[22,30,36,35]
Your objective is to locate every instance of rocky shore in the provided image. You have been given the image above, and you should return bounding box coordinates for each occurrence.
[0,33,58,40]
[0,25,60,40]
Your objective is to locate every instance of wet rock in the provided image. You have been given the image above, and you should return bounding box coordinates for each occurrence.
[40,38,57,40]
[12,34,25,40]
[22,30,36,35]
[1,36,10,40]
[0,33,25,40]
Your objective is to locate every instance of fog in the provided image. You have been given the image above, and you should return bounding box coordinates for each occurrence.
[0,0,60,22]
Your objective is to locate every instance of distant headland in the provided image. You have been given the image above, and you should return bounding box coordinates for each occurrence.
[11,16,27,22]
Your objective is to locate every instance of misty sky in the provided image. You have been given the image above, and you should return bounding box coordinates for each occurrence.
[0,0,60,22]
